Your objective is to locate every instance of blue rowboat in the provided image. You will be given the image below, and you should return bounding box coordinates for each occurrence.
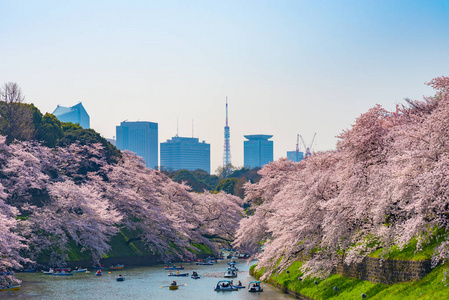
[52,272,73,276]
[168,273,189,277]
[214,280,240,291]
[196,262,214,265]
[74,268,87,273]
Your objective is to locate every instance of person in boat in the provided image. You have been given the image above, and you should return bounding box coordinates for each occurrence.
[192,271,198,277]
[179,265,182,268]
[61,270,65,274]
[118,274,123,278]
[169,271,173,275]
[230,280,234,286]
[96,270,102,275]
[171,281,177,286]
[237,280,242,286]
[176,270,180,275]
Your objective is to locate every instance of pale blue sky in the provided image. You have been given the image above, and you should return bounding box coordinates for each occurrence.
[1,0,448,172]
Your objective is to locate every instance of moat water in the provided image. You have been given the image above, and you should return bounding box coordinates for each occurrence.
[6,260,294,299]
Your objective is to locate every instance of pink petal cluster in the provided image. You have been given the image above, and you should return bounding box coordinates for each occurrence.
[0,137,243,280]
[234,76,449,279]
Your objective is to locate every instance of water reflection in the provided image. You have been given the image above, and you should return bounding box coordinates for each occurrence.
[8,260,293,299]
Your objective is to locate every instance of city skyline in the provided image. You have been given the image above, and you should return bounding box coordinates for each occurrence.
[1,0,448,173]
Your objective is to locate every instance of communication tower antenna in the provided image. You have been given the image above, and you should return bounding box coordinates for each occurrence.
[223,97,231,169]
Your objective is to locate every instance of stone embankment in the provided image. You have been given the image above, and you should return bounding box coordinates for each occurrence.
[335,256,432,284]
[251,257,433,299]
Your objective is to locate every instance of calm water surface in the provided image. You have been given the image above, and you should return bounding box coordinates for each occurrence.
[6,260,294,299]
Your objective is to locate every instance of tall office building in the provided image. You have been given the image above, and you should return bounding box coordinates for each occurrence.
[160,136,210,173]
[52,102,90,128]
[287,151,304,162]
[116,121,158,169]
[244,134,274,169]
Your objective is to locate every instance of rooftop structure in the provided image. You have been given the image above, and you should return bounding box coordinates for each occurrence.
[52,102,90,129]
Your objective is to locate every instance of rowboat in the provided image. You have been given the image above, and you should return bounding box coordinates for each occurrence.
[54,268,71,272]
[23,268,36,272]
[116,277,125,282]
[0,272,13,276]
[42,271,54,275]
[224,270,237,278]
[191,275,201,279]
[164,266,184,270]
[248,281,263,292]
[74,268,88,273]
[168,273,189,277]
[214,280,240,291]
[109,264,124,270]
[0,285,21,292]
[169,285,179,290]
[196,262,214,265]
[52,272,73,276]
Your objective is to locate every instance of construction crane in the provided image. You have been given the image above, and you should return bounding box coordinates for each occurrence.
[300,133,316,158]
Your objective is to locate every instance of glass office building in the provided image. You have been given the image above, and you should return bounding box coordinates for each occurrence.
[52,102,90,129]
[287,151,304,162]
[116,121,158,169]
[160,136,210,173]
[244,134,273,169]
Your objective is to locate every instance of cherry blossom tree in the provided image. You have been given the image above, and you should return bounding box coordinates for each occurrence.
[235,76,449,280]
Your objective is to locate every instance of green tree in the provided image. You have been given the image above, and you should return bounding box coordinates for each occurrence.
[59,123,121,164]
[215,178,238,195]
[0,82,34,144]
[173,169,210,192]
[34,112,64,148]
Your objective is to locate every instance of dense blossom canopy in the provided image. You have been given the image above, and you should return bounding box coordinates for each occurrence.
[0,135,243,283]
[234,76,449,279]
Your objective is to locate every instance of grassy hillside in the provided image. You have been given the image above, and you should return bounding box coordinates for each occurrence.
[36,229,214,265]
[251,261,449,299]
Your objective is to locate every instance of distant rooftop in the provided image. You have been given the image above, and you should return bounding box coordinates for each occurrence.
[52,102,90,129]
[53,102,85,116]
[164,136,207,144]
[244,134,273,140]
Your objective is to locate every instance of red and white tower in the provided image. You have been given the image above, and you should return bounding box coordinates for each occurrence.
[223,97,231,168]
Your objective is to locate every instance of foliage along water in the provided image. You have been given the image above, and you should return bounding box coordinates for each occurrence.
[8,260,293,299]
